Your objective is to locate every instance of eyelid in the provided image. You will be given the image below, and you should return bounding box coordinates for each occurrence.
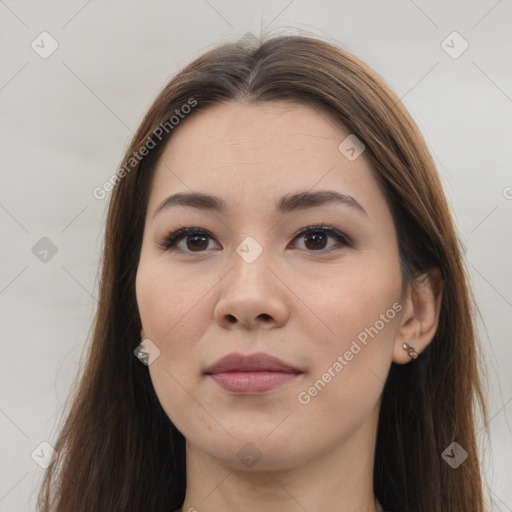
[159,224,351,253]
[159,226,214,252]
[291,225,352,248]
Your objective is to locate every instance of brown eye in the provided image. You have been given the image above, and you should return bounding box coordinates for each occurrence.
[161,228,220,253]
[185,234,209,251]
[161,225,350,255]
[291,226,350,252]
[303,231,328,250]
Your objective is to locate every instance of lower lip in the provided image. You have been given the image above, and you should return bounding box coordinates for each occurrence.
[209,371,300,393]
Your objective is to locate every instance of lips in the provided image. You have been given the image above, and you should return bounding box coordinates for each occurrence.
[204,352,301,374]
[204,352,302,393]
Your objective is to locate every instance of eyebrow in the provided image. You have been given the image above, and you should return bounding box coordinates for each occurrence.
[153,190,367,218]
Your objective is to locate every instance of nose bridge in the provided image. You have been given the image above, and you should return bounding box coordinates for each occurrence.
[229,237,274,294]
[214,237,289,328]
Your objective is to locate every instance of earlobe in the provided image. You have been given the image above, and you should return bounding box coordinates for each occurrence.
[393,268,443,364]
[140,328,146,340]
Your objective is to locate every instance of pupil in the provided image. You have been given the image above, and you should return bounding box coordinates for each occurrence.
[306,232,326,250]
[188,235,207,251]
[185,233,328,251]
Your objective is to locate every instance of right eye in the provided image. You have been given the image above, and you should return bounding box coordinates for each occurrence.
[160,227,220,254]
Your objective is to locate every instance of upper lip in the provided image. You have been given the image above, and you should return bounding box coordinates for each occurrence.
[204,352,302,374]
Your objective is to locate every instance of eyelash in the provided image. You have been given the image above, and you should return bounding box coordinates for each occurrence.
[159,224,351,255]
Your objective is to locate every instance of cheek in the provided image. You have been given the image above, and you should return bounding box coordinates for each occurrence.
[136,259,211,427]
[136,259,212,343]
[301,254,402,404]
[293,270,402,440]
[311,256,402,340]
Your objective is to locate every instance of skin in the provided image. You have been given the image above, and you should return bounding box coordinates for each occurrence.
[135,100,442,512]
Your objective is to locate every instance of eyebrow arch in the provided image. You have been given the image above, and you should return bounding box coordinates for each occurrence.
[153,190,367,218]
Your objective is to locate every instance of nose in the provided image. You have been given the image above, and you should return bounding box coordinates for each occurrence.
[213,250,290,330]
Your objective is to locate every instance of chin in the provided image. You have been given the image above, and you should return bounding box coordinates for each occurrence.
[184,420,315,472]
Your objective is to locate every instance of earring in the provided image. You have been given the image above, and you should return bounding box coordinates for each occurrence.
[402,343,419,360]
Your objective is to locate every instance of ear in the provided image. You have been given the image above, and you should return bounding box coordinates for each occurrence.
[393,268,443,364]
[140,327,146,340]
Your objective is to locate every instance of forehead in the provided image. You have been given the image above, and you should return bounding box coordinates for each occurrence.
[157,100,350,173]
[148,100,385,218]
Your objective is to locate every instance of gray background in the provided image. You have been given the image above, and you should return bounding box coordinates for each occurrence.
[1,1,511,510]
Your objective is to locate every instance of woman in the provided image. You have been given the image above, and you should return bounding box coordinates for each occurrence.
[38,34,488,512]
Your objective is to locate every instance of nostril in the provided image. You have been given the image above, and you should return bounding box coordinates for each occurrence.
[258,313,272,322]
[226,314,236,323]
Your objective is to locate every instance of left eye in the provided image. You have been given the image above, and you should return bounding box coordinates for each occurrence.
[160,225,350,254]
[291,225,350,252]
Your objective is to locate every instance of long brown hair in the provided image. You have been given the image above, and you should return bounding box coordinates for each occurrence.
[38,34,489,512]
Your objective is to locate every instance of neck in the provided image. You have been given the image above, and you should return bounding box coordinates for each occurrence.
[178,404,383,512]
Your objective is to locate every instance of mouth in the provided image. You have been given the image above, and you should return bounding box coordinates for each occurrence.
[204,352,303,394]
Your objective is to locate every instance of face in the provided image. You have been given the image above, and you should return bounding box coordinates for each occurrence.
[135,100,405,471]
